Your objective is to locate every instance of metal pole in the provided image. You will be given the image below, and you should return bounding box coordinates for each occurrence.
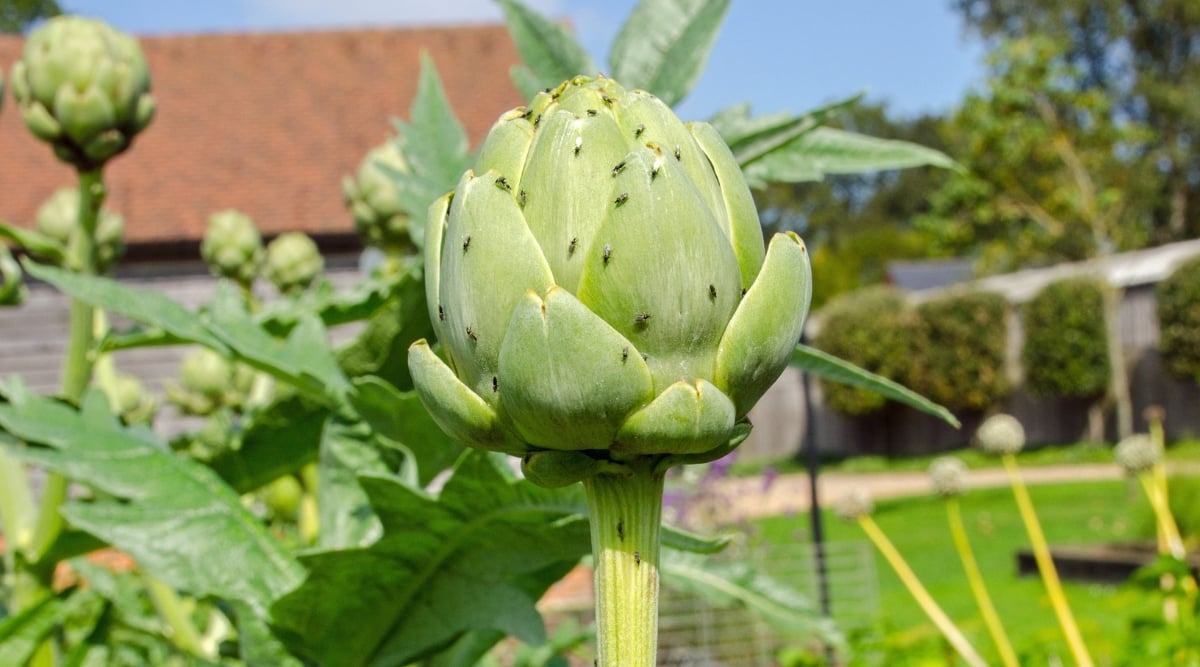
[799,334,834,656]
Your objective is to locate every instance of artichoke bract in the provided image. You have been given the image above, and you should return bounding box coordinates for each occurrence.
[8,16,155,170]
[343,140,417,255]
[409,75,812,483]
[36,187,125,272]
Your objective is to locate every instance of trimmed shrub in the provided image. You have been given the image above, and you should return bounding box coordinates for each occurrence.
[909,290,1009,411]
[813,285,917,416]
[1021,277,1110,398]
[1158,256,1200,382]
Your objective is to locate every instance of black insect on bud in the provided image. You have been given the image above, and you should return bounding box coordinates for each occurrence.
[569,237,578,255]
[674,145,681,160]
[614,192,629,206]
[709,284,717,299]
[612,160,626,177]
[494,175,511,191]
[466,326,477,342]
[462,235,471,251]
[438,304,445,320]
[634,123,645,138]
[634,312,651,327]
[492,376,498,392]
[603,244,612,265]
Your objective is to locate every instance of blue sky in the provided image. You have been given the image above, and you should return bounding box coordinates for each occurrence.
[63,0,987,122]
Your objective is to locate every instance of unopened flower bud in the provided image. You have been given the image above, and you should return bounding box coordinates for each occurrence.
[265,232,323,294]
[977,413,1025,455]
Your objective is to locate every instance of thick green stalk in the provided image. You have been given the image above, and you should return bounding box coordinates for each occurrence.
[857,515,988,667]
[29,170,104,565]
[1002,454,1094,667]
[583,467,664,667]
[945,497,1020,667]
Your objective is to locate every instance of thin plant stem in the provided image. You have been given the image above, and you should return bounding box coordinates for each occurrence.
[1002,453,1094,667]
[583,466,663,667]
[857,514,988,667]
[144,574,209,659]
[945,496,1020,667]
[1138,473,1198,596]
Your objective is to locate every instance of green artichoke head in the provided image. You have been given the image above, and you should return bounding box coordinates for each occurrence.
[265,232,324,294]
[408,75,812,484]
[35,187,125,272]
[9,16,155,169]
[342,139,416,255]
[201,210,263,285]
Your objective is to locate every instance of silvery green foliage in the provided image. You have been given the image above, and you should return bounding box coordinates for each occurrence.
[8,16,155,169]
[201,210,264,285]
[35,186,125,272]
[976,413,1026,455]
[342,139,417,254]
[929,455,969,497]
[265,232,324,294]
[1114,434,1160,474]
[408,75,812,485]
[835,488,873,521]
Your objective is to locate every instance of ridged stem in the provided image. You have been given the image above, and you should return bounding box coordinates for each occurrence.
[583,467,664,667]
[1002,453,1094,667]
[945,497,1020,667]
[857,515,988,667]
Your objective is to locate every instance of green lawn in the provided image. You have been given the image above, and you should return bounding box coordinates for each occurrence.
[754,478,1167,665]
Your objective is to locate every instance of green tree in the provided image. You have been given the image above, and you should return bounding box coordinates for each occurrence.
[0,0,60,33]
[953,0,1200,242]
[919,36,1155,274]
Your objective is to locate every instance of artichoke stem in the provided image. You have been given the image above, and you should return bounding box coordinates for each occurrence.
[583,467,664,667]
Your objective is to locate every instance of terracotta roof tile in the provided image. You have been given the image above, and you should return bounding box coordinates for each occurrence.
[0,24,524,249]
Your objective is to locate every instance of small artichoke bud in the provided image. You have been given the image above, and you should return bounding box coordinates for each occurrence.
[929,456,969,497]
[9,16,155,170]
[265,232,323,294]
[0,245,27,307]
[264,475,304,520]
[109,372,157,425]
[201,210,263,285]
[343,139,416,255]
[169,347,236,416]
[835,488,874,521]
[407,76,812,482]
[1114,434,1160,474]
[34,187,125,272]
[189,409,236,461]
[976,413,1025,455]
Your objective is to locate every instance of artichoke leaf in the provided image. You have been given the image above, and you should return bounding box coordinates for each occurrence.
[408,340,524,455]
[497,287,654,450]
[715,231,812,417]
[613,379,735,456]
[474,108,536,189]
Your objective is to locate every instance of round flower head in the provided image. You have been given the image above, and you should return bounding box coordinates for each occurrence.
[976,413,1025,455]
[343,139,416,254]
[202,210,263,285]
[929,456,969,497]
[265,232,324,293]
[407,75,812,484]
[835,488,874,521]
[1114,434,1160,474]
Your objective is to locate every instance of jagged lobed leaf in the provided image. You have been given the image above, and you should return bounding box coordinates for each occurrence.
[790,343,960,428]
[609,0,730,107]
[0,381,305,619]
[271,452,591,667]
[496,0,596,99]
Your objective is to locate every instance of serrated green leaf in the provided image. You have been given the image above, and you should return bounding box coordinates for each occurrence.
[23,260,230,354]
[496,0,596,93]
[661,548,841,645]
[0,590,64,665]
[741,126,963,186]
[712,94,862,169]
[336,273,435,390]
[256,271,403,330]
[207,393,326,494]
[349,376,464,487]
[391,54,474,222]
[271,452,590,667]
[315,413,397,550]
[227,600,305,667]
[0,381,305,619]
[609,0,729,107]
[790,343,960,427]
[0,220,64,263]
[206,282,351,407]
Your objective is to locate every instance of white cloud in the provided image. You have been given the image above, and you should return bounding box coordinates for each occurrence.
[242,0,565,30]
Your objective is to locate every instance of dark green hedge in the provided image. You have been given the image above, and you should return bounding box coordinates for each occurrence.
[1158,256,1200,382]
[813,285,917,416]
[909,290,1009,411]
[1021,277,1110,398]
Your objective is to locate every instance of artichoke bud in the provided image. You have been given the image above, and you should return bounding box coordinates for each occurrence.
[0,245,27,307]
[343,140,417,255]
[109,372,157,425]
[9,16,154,169]
[169,347,236,416]
[408,75,813,484]
[265,232,323,294]
[201,210,263,285]
[34,187,125,272]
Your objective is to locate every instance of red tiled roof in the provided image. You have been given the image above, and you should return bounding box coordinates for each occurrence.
[0,24,525,249]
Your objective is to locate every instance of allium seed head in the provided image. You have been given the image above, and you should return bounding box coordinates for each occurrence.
[977,413,1026,455]
[1114,434,1160,474]
[929,456,969,497]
